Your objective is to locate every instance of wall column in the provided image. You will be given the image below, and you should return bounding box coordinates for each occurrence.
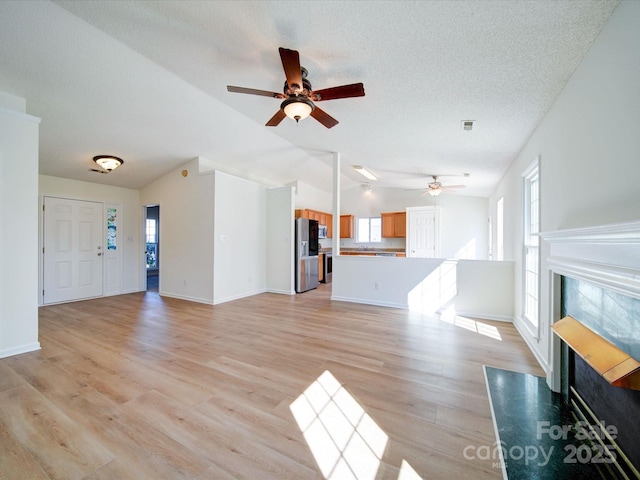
[332,152,341,255]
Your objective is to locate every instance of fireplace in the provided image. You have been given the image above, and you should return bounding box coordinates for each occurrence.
[542,221,640,478]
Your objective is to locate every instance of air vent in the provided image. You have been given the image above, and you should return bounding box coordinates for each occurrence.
[461,120,475,131]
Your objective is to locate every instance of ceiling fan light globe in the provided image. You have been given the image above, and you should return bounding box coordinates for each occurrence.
[281,98,314,122]
[428,188,442,197]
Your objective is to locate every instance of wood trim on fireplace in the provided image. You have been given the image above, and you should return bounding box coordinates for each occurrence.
[552,316,640,390]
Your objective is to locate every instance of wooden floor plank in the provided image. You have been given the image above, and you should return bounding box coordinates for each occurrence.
[0,418,50,480]
[0,385,113,480]
[0,285,544,479]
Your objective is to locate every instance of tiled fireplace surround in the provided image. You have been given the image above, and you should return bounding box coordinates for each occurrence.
[541,221,640,476]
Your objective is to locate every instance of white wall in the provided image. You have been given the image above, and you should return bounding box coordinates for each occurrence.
[267,187,295,295]
[39,175,141,299]
[332,256,514,321]
[213,171,268,304]
[454,260,515,321]
[142,161,294,305]
[141,158,215,303]
[490,0,640,375]
[0,100,40,358]
[339,185,489,258]
[292,180,332,213]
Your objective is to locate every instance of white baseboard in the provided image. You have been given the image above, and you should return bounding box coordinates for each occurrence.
[159,292,214,305]
[0,342,41,359]
[513,316,550,375]
[267,288,295,295]
[330,295,407,310]
[448,310,514,323]
[212,288,268,305]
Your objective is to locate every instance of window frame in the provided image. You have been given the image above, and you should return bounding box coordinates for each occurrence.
[522,156,540,335]
[356,216,382,244]
[145,218,157,244]
[496,197,504,261]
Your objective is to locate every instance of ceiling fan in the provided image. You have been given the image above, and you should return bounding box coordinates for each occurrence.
[415,175,467,197]
[227,47,365,128]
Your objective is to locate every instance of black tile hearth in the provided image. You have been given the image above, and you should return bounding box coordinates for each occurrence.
[484,366,615,480]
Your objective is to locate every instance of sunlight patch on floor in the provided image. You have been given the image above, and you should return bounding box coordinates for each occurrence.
[398,459,423,480]
[439,306,502,341]
[290,370,388,479]
[291,371,424,479]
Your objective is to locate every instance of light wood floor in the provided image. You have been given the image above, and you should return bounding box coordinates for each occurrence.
[0,285,544,480]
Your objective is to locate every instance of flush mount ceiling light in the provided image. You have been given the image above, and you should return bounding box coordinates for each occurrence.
[352,165,377,181]
[281,97,315,123]
[93,155,123,172]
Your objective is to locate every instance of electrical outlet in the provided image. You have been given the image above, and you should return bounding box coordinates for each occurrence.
[374,282,380,290]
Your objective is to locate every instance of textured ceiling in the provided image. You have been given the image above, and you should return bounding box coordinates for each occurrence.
[0,0,619,194]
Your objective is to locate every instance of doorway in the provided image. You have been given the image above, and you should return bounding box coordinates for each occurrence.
[145,205,159,292]
[43,196,104,304]
[406,206,439,258]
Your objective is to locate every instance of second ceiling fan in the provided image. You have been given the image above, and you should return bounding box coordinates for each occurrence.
[227,47,365,128]
[420,175,466,197]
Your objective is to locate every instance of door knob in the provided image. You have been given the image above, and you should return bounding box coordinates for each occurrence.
[97,252,102,256]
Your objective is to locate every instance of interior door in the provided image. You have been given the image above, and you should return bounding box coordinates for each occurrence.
[43,197,104,304]
[408,209,437,258]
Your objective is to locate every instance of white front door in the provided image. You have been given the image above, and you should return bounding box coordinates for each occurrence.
[407,208,438,258]
[43,197,104,304]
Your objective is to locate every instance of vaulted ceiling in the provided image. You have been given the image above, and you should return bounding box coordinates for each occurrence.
[0,1,618,195]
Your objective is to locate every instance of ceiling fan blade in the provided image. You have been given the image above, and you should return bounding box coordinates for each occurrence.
[442,185,466,189]
[310,83,365,101]
[266,109,287,127]
[279,47,303,92]
[227,86,284,98]
[310,106,339,129]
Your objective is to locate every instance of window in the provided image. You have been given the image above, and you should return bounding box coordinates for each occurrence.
[146,219,157,243]
[523,158,540,329]
[146,218,158,269]
[357,217,382,243]
[496,197,504,261]
[488,214,493,260]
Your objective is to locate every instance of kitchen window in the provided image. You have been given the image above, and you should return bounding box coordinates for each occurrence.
[357,217,382,243]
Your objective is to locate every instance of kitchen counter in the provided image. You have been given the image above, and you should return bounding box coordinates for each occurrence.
[336,248,406,257]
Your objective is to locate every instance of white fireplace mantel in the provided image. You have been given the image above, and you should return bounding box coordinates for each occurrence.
[540,220,640,300]
[540,220,640,392]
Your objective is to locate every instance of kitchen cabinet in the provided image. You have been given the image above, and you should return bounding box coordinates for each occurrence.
[340,215,354,238]
[295,209,333,237]
[381,212,406,238]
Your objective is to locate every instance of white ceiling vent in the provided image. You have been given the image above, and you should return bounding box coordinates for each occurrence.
[461,120,475,131]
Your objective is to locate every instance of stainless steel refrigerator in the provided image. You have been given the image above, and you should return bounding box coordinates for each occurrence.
[295,218,319,293]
